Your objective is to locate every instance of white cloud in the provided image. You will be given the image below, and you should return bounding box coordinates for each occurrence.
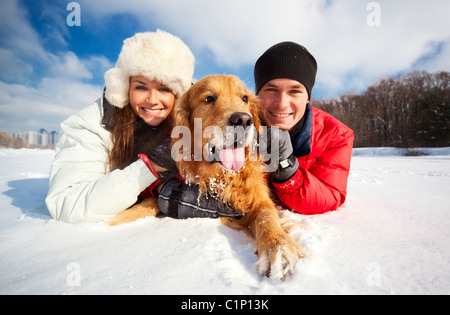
[0,0,51,66]
[0,79,102,133]
[47,52,112,81]
[81,0,450,96]
[49,52,92,80]
[0,0,109,133]
[0,48,34,82]
[424,40,450,72]
[82,55,114,79]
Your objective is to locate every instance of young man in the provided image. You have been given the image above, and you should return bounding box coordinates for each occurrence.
[254,42,354,214]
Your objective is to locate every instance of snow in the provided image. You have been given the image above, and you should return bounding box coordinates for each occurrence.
[1,147,449,295]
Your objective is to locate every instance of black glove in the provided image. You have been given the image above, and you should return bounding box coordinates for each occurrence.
[158,179,244,219]
[259,127,299,182]
[146,138,178,182]
[133,117,177,182]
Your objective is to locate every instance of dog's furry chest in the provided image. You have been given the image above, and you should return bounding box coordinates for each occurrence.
[183,161,265,210]
[184,166,246,194]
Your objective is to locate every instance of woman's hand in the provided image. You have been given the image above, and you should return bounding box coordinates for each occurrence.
[144,138,178,182]
[150,161,167,173]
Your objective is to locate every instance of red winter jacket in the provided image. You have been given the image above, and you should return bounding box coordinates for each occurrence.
[270,104,354,215]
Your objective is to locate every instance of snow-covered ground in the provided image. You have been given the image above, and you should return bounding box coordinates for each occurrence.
[0,147,449,295]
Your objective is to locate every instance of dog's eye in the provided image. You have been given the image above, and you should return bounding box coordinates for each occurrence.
[204,96,216,103]
[242,95,249,103]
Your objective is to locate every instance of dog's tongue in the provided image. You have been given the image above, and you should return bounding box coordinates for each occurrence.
[219,147,245,172]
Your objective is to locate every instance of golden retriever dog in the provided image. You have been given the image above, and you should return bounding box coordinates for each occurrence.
[110,75,304,280]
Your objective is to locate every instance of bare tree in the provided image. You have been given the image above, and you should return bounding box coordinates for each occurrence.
[313,71,450,148]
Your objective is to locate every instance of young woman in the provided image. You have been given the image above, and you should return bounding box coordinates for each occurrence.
[46,31,240,224]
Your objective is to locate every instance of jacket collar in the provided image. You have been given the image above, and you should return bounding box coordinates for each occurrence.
[101,89,116,132]
[291,102,312,157]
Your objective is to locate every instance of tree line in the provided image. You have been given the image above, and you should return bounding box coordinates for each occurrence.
[0,132,56,149]
[0,132,26,148]
[314,71,450,148]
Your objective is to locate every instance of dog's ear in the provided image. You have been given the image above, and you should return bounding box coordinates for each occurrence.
[172,88,192,141]
[171,87,196,177]
[171,87,193,171]
[248,92,262,131]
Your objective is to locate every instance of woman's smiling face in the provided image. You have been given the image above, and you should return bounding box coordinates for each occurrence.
[257,78,309,130]
[128,76,175,127]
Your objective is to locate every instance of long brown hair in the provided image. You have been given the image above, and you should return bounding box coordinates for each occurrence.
[108,105,138,171]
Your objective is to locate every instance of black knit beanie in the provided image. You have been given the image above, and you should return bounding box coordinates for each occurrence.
[254,42,317,100]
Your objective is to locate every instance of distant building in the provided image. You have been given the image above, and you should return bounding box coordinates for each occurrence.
[39,129,49,146]
[13,129,59,147]
[29,131,39,145]
[50,131,59,145]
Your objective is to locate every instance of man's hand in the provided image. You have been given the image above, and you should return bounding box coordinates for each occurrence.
[259,127,299,182]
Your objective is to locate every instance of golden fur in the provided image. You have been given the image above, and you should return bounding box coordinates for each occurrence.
[109,75,304,280]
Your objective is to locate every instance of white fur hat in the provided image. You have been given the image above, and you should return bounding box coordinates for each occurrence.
[104,30,195,108]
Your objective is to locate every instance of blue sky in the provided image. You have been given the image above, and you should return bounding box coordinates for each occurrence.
[1,0,449,133]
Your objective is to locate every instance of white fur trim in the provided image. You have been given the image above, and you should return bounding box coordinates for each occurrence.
[105,30,195,108]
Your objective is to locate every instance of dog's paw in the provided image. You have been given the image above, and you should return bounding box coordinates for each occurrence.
[257,235,304,281]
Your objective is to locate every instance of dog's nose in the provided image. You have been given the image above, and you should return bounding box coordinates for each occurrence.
[228,112,253,128]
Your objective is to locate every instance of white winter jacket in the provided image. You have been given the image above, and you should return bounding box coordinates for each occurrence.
[45,98,157,223]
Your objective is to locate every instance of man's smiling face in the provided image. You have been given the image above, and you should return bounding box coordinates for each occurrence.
[257,78,309,130]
